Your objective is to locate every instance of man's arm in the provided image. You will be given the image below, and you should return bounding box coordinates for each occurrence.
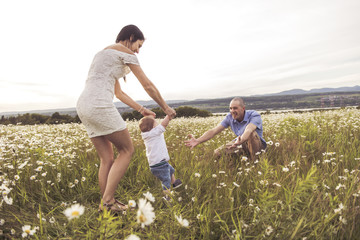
[185,124,225,149]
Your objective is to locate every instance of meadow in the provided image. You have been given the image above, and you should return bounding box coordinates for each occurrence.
[1,108,360,239]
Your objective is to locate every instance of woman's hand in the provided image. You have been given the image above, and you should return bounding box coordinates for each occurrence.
[164,107,176,119]
[141,108,156,117]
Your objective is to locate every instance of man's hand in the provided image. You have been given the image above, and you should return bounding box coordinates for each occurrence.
[227,136,242,149]
[184,134,199,149]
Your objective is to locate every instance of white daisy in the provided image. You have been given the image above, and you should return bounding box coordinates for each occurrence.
[143,191,155,202]
[63,203,85,220]
[125,234,140,240]
[175,214,189,227]
[128,200,136,208]
[22,225,36,238]
[137,198,155,228]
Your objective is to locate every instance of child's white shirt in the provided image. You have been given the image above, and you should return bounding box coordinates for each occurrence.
[141,124,170,166]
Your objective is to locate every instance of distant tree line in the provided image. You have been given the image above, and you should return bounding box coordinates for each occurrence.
[0,106,212,126]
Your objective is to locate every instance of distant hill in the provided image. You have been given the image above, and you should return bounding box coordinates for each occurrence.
[1,85,359,116]
[265,85,360,96]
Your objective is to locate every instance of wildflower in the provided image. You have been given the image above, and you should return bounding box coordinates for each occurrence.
[18,161,29,169]
[194,173,201,177]
[334,203,345,214]
[275,142,280,147]
[178,197,183,202]
[61,202,67,207]
[233,182,240,188]
[265,225,274,235]
[289,161,296,167]
[4,195,13,205]
[128,200,136,208]
[212,174,217,178]
[335,183,346,190]
[267,140,273,146]
[35,166,43,172]
[49,217,56,224]
[196,214,202,220]
[260,180,268,186]
[273,182,281,187]
[175,214,189,227]
[63,203,85,221]
[339,216,347,224]
[0,219,4,226]
[74,179,79,184]
[282,167,289,172]
[137,198,155,228]
[11,229,15,235]
[125,234,140,240]
[241,156,248,161]
[14,175,20,181]
[81,177,86,182]
[22,225,36,238]
[219,171,226,174]
[41,172,47,177]
[36,161,44,165]
[30,175,36,180]
[192,197,196,202]
[143,191,155,202]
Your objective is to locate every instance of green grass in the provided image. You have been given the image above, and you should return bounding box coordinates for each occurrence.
[1,109,360,239]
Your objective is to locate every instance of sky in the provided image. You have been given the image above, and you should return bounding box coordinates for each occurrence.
[1,0,359,113]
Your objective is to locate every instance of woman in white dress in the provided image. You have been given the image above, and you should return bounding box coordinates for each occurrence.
[76,25,176,213]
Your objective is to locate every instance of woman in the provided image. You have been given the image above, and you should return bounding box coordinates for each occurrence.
[76,25,176,212]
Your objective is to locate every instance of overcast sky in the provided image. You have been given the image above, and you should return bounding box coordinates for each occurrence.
[1,0,359,112]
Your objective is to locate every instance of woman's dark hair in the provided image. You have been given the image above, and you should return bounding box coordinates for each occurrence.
[115,25,145,43]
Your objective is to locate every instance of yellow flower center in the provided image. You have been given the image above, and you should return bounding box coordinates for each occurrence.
[25,230,30,234]
[71,211,79,216]
[139,214,147,222]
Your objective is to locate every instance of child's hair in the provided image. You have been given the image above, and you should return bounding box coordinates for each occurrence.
[139,116,155,132]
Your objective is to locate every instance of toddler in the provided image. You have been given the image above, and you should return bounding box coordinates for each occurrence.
[139,115,182,201]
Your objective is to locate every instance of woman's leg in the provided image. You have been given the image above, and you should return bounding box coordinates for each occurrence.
[102,129,134,203]
[91,136,114,196]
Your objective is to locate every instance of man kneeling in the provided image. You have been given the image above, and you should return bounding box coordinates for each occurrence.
[185,97,266,160]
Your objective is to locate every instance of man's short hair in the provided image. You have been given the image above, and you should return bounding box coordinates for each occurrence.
[139,116,155,132]
[231,97,245,107]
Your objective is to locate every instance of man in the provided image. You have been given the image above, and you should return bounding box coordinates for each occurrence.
[185,97,266,160]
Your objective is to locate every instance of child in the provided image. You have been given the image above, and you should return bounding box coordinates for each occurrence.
[139,115,182,201]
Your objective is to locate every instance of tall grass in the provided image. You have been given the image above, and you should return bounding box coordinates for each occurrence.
[1,109,360,239]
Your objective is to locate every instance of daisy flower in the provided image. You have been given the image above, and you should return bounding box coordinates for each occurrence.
[137,198,155,228]
[63,203,85,220]
[128,200,136,208]
[22,225,36,238]
[175,214,189,227]
[125,234,140,240]
[143,191,155,202]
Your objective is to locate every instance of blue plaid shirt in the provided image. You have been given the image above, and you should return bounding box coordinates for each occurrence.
[221,110,266,148]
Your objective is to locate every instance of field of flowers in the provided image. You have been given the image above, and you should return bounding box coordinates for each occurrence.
[1,108,360,239]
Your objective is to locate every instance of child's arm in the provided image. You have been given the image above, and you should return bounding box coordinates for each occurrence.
[160,115,171,129]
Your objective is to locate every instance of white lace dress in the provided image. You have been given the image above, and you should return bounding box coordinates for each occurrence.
[76,49,139,138]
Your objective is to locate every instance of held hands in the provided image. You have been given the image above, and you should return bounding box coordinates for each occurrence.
[184,134,199,149]
[139,106,156,117]
[164,107,176,119]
